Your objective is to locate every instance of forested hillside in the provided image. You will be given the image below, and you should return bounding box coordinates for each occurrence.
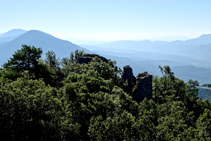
[0,45,211,140]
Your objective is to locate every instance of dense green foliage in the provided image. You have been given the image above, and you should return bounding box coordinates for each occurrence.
[0,45,211,140]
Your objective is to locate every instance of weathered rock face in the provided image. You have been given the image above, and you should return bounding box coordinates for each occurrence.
[78,54,109,64]
[122,65,136,94]
[122,66,152,103]
[132,72,152,102]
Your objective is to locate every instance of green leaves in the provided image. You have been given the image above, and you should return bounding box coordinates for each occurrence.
[196,109,211,139]
[0,72,65,140]
[88,111,139,141]
[1,47,211,140]
[3,44,42,72]
[2,45,57,87]
[45,50,60,68]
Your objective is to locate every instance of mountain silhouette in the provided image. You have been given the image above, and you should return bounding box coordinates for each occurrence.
[185,34,211,46]
[0,30,91,66]
[0,29,26,38]
[80,34,211,84]
[86,34,211,59]
[0,29,27,44]
[1,29,211,84]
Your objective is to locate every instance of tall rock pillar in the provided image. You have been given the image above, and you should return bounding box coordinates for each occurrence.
[132,72,152,102]
[122,65,136,94]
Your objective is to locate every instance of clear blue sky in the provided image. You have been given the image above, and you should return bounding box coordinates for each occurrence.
[1,0,211,41]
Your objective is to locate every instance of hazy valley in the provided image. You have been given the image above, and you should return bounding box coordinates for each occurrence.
[1,29,211,85]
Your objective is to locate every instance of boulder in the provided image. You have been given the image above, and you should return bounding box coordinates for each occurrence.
[78,54,109,64]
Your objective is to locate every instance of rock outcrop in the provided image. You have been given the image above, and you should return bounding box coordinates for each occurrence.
[122,65,136,94]
[78,54,153,103]
[78,54,109,64]
[132,72,152,102]
[122,65,152,103]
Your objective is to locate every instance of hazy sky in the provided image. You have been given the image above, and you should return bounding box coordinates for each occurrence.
[1,0,211,41]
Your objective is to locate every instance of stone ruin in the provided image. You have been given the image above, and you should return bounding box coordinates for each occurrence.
[78,54,110,64]
[78,54,152,102]
[122,65,152,103]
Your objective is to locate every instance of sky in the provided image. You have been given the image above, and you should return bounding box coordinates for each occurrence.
[1,0,211,41]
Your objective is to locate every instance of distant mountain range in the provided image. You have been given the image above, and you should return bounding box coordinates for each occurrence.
[0,29,26,44]
[1,29,211,84]
[151,36,190,42]
[0,29,90,67]
[64,37,109,45]
[172,65,211,84]
[84,34,211,58]
[81,34,211,84]
[0,29,26,38]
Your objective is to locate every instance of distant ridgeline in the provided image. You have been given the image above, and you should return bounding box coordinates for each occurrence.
[78,54,153,102]
[198,87,211,100]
